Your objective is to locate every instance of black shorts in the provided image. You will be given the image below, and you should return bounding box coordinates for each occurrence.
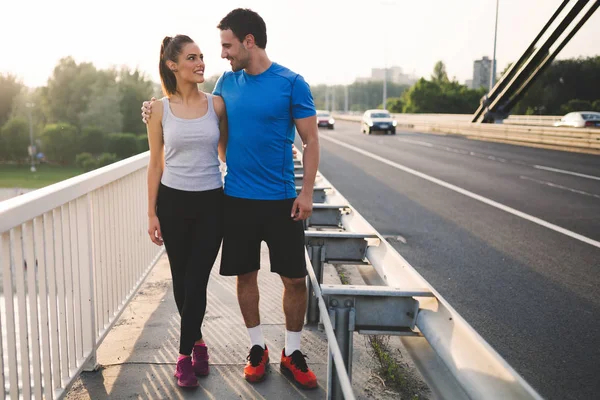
[220,195,307,278]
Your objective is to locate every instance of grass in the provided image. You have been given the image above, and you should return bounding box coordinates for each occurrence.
[367,335,424,399]
[0,164,85,189]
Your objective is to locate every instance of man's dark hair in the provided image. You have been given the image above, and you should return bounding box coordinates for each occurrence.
[217,8,267,49]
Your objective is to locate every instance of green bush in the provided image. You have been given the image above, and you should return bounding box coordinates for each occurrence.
[0,117,29,162]
[75,152,94,169]
[97,153,118,168]
[80,127,106,155]
[137,134,149,153]
[40,123,79,165]
[106,133,138,159]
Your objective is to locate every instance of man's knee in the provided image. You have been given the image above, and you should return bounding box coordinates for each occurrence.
[282,276,306,291]
[237,270,259,287]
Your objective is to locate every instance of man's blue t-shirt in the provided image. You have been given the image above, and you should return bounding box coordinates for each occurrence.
[213,62,316,200]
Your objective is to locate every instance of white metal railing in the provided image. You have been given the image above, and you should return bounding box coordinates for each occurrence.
[0,152,162,399]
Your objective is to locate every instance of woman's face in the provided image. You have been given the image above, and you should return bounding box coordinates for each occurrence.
[174,42,205,84]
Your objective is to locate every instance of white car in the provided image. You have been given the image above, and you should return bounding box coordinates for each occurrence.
[361,109,397,134]
[553,111,600,128]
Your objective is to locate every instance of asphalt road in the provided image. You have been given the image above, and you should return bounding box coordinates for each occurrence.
[310,120,600,400]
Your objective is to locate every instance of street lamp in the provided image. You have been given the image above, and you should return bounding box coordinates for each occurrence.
[25,102,36,172]
[490,0,500,91]
[380,0,396,110]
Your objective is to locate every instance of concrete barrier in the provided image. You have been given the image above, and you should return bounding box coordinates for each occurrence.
[334,113,600,154]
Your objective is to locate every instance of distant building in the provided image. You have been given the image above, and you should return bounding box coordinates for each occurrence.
[355,66,417,85]
[472,57,491,90]
[465,79,473,89]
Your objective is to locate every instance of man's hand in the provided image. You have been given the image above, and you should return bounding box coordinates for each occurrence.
[290,190,313,221]
[141,97,157,124]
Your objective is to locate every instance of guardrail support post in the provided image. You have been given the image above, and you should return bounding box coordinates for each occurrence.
[329,299,353,400]
[306,243,324,324]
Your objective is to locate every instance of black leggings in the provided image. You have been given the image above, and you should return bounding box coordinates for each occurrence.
[156,183,224,355]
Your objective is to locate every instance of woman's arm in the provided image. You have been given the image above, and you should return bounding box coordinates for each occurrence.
[213,95,228,163]
[146,100,165,245]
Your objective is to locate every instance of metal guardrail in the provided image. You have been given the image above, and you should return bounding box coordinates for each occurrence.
[0,153,163,399]
[297,155,544,399]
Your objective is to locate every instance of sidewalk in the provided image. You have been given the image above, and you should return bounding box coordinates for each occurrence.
[66,245,403,399]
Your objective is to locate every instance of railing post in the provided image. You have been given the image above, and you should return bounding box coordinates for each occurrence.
[81,194,98,371]
[329,298,354,400]
[306,243,324,324]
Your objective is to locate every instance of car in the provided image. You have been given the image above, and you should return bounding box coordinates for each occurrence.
[316,110,335,129]
[361,109,397,134]
[553,111,600,128]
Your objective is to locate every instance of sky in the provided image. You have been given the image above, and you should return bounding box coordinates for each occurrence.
[1,0,599,88]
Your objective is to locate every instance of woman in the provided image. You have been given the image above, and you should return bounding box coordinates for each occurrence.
[146,34,227,388]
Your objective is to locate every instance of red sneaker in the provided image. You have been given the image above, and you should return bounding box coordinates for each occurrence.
[192,343,209,376]
[244,345,269,382]
[280,349,317,389]
[174,356,199,388]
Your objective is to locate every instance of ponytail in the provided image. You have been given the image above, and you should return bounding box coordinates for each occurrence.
[158,35,194,96]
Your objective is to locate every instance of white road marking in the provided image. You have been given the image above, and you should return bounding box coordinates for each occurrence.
[397,139,434,147]
[520,176,600,200]
[321,134,600,250]
[533,165,600,181]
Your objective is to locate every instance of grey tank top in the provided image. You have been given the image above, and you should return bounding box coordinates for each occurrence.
[160,94,223,192]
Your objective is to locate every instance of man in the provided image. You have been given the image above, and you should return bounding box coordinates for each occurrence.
[214,8,319,389]
[143,8,319,389]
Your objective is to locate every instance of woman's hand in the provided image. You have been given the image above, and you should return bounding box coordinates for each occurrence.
[148,215,163,246]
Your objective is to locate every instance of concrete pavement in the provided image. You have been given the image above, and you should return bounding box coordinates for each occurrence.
[66,243,412,399]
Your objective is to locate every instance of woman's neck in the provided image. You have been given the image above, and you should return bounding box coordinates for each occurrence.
[172,83,201,104]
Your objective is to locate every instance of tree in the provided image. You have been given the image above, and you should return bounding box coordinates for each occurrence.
[431,61,449,83]
[0,74,24,127]
[40,123,79,165]
[402,78,444,113]
[560,99,592,114]
[79,70,123,134]
[118,67,154,135]
[512,56,600,115]
[42,57,99,127]
[386,97,404,113]
[0,117,29,162]
[402,76,485,114]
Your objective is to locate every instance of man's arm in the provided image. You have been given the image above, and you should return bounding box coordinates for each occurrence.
[213,95,228,162]
[291,115,319,221]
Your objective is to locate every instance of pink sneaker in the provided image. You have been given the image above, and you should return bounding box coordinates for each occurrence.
[174,356,199,387]
[192,343,210,376]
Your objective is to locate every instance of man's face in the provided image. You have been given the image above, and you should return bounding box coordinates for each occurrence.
[220,29,249,72]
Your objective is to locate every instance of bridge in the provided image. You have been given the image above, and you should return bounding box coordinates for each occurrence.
[1,1,600,399]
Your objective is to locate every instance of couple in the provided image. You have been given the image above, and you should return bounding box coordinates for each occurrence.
[143,8,320,390]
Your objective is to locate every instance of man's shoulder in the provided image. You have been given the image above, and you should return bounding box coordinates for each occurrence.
[219,70,242,83]
[268,63,301,83]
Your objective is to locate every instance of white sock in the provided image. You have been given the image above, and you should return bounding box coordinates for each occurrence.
[285,330,302,356]
[247,325,265,349]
